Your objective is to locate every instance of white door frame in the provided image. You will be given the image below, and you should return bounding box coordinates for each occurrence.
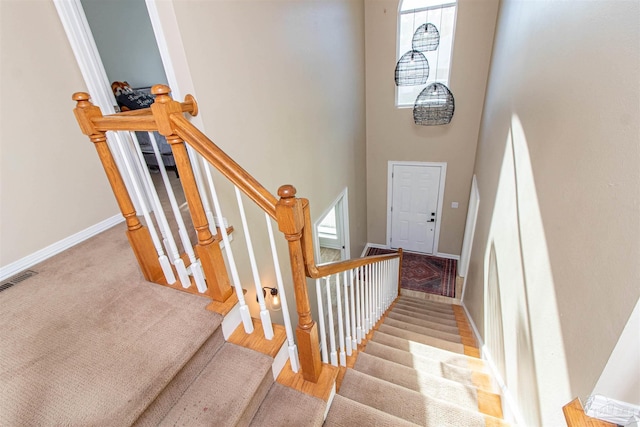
[314,188,351,263]
[386,161,447,254]
[54,0,201,212]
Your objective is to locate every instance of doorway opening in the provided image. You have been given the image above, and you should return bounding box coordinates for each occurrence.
[314,189,350,264]
[386,161,447,255]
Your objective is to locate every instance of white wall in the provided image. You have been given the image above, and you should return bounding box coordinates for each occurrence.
[364,0,500,255]
[167,0,368,323]
[81,0,167,88]
[464,0,640,425]
[0,0,118,270]
[592,298,640,405]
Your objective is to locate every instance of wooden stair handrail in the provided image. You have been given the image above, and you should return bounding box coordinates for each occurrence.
[170,114,278,219]
[299,199,401,278]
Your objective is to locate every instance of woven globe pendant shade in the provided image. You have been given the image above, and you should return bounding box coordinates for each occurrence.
[395,50,429,86]
[413,82,455,125]
[412,23,440,52]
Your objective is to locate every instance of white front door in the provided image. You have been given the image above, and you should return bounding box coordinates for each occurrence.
[389,164,443,254]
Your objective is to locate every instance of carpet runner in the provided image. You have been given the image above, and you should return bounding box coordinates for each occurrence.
[366,247,457,297]
[325,295,509,427]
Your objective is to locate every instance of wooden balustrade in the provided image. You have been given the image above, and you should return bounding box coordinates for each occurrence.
[72,93,163,283]
[71,85,401,385]
[276,185,323,383]
[150,86,232,303]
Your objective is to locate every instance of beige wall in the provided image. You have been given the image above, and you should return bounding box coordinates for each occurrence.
[364,0,499,255]
[0,0,118,268]
[464,0,640,424]
[169,0,367,320]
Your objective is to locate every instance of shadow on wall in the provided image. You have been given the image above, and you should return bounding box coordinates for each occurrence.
[482,114,572,426]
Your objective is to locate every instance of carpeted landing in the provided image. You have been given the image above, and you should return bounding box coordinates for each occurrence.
[325,295,510,427]
[0,223,326,427]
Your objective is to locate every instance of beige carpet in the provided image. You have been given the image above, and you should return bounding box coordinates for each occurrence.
[326,295,509,426]
[0,223,222,426]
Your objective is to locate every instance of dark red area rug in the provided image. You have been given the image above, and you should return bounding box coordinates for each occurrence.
[366,247,457,298]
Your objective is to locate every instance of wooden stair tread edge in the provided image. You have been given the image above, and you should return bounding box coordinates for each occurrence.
[563,398,617,427]
[227,317,287,358]
[206,291,239,316]
[276,360,339,402]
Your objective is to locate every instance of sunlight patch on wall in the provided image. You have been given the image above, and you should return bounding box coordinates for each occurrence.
[482,114,572,426]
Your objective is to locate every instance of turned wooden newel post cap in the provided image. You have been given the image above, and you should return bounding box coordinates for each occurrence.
[151,84,172,101]
[278,185,297,199]
[72,92,92,107]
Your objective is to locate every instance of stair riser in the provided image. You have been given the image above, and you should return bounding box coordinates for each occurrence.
[378,324,466,354]
[383,317,462,344]
[394,302,457,319]
[133,321,226,426]
[391,307,458,326]
[396,298,456,313]
[386,311,460,334]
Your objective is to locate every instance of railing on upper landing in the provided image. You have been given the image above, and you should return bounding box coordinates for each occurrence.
[71,85,402,384]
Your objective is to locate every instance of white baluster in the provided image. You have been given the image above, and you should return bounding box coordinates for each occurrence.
[355,266,362,344]
[235,188,274,339]
[350,268,358,349]
[364,264,370,333]
[266,214,299,372]
[114,133,174,284]
[127,132,179,285]
[203,164,253,333]
[316,279,329,363]
[147,133,206,290]
[335,273,346,367]
[343,270,352,357]
[325,276,338,366]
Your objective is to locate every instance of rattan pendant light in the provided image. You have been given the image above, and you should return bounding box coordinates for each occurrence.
[413,82,455,125]
[412,23,440,52]
[395,50,430,86]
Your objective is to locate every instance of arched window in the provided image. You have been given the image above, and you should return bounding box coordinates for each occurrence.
[396,0,457,107]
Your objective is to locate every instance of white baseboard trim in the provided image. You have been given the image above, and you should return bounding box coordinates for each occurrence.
[460,302,525,426]
[362,242,389,257]
[435,252,460,260]
[0,214,123,282]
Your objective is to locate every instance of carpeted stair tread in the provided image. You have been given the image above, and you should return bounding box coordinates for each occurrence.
[386,310,460,334]
[393,303,456,320]
[364,341,494,392]
[371,331,484,365]
[391,307,459,326]
[383,317,463,344]
[354,352,484,411]
[338,369,505,427]
[324,395,421,427]
[250,383,325,427]
[377,324,466,354]
[396,297,457,315]
[398,295,456,309]
[0,223,225,427]
[159,343,273,427]
[133,326,226,426]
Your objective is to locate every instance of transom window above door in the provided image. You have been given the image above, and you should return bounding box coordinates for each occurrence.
[396,0,457,108]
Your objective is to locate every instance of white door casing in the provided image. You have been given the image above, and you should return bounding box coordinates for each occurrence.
[387,162,446,254]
